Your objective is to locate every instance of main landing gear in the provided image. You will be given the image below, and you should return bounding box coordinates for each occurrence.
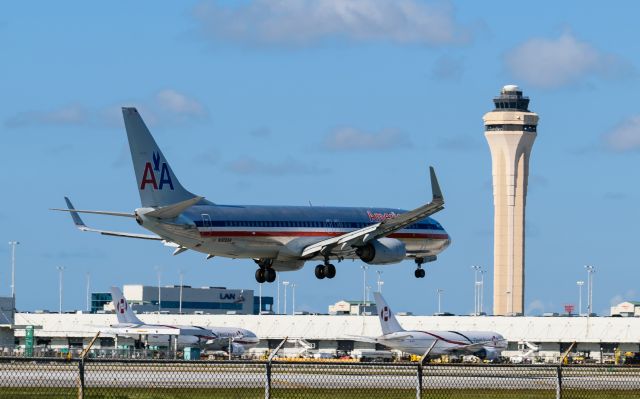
[414,258,426,279]
[314,260,336,280]
[255,259,276,284]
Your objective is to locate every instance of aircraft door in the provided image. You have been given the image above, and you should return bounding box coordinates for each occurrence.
[201,214,212,229]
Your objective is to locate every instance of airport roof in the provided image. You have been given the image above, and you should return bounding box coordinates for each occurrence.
[14,313,640,343]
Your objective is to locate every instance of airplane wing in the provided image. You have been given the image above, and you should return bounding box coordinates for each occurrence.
[55,197,162,241]
[301,166,444,258]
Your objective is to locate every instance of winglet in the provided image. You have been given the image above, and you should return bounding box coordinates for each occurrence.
[64,197,87,228]
[429,166,444,203]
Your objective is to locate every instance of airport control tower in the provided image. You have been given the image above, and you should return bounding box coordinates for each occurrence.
[483,85,538,316]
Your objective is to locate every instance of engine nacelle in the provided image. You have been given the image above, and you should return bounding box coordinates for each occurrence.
[230,343,245,355]
[475,347,500,361]
[356,238,406,265]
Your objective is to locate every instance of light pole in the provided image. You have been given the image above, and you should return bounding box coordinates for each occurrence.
[471,265,482,315]
[291,283,296,315]
[282,281,289,315]
[86,272,91,312]
[576,280,584,316]
[479,270,486,314]
[154,266,162,312]
[585,265,595,316]
[437,289,444,314]
[8,241,19,306]
[361,265,368,315]
[277,275,280,314]
[57,266,64,314]
[179,269,184,314]
[376,271,383,293]
[258,281,262,315]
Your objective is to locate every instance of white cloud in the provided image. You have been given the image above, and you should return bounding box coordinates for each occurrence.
[227,157,329,176]
[505,32,631,89]
[323,127,411,151]
[431,55,464,80]
[5,89,206,128]
[156,89,206,117]
[193,0,468,46]
[603,115,640,152]
[5,104,89,128]
[525,299,545,315]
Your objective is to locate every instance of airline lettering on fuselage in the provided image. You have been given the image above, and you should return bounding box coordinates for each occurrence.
[140,151,174,190]
[367,211,397,222]
[220,293,236,300]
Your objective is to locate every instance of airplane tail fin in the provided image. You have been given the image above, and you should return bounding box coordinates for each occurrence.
[373,292,405,335]
[110,286,143,324]
[122,107,200,208]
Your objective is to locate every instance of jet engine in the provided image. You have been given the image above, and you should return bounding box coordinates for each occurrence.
[356,238,406,265]
[230,343,246,355]
[475,347,500,361]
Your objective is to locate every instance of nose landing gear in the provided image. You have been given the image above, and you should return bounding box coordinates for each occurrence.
[414,258,426,278]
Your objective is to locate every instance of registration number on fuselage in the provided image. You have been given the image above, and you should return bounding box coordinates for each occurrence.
[217,238,233,243]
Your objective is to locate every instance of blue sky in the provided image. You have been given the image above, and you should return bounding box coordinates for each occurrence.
[2,1,639,316]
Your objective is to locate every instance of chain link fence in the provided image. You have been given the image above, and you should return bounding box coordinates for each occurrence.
[1,357,640,398]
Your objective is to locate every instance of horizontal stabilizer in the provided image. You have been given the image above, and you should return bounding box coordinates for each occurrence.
[145,196,203,219]
[57,197,162,241]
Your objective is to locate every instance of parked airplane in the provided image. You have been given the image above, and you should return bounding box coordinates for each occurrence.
[103,287,258,354]
[354,293,507,360]
[54,107,450,283]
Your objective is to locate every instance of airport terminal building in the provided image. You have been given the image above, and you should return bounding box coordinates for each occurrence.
[91,285,273,315]
[10,311,640,362]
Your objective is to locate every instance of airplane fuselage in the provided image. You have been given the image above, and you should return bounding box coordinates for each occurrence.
[106,323,259,351]
[138,204,450,270]
[376,330,507,358]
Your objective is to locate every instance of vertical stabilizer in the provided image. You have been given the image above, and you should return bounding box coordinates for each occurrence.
[373,292,405,335]
[110,287,143,324]
[122,107,198,208]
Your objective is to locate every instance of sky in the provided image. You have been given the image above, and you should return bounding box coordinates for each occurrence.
[1,1,639,316]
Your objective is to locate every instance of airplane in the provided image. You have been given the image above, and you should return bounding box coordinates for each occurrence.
[103,287,259,354]
[353,292,507,361]
[54,107,450,283]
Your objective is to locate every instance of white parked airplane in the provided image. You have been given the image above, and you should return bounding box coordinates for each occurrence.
[103,287,258,354]
[355,293,507,360]
[54,108,450,283]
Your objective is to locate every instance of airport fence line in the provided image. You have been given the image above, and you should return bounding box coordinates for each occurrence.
[2,357,640,399]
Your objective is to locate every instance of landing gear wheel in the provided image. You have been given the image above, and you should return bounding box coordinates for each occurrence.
[324,264,336,279]
[265,268,276,283]
[315,264,326,279]
[255,268,266,283]
[414,268,426,278]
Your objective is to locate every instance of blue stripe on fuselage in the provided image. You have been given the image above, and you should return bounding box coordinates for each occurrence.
[183,205,444,231]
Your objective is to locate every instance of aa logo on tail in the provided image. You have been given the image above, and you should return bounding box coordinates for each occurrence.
[140,151,174,190]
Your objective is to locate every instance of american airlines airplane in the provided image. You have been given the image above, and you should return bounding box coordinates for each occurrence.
[356,293,507,360]
[104,287,258,354]
[55,107,450,283]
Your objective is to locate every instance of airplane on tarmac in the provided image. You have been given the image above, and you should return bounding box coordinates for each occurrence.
[353,293,507,361]
[103,287,258,354]
[54,107,450,284]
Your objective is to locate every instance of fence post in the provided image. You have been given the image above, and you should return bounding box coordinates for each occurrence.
[77,359,85,399]
[265,362,271,399]
[555,366,562,399]
[416,364,423,399]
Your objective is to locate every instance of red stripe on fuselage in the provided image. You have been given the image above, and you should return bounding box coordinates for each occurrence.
[199,230,449,240]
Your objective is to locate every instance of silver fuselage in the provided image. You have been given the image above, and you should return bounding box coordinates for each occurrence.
[137,204,450,269]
